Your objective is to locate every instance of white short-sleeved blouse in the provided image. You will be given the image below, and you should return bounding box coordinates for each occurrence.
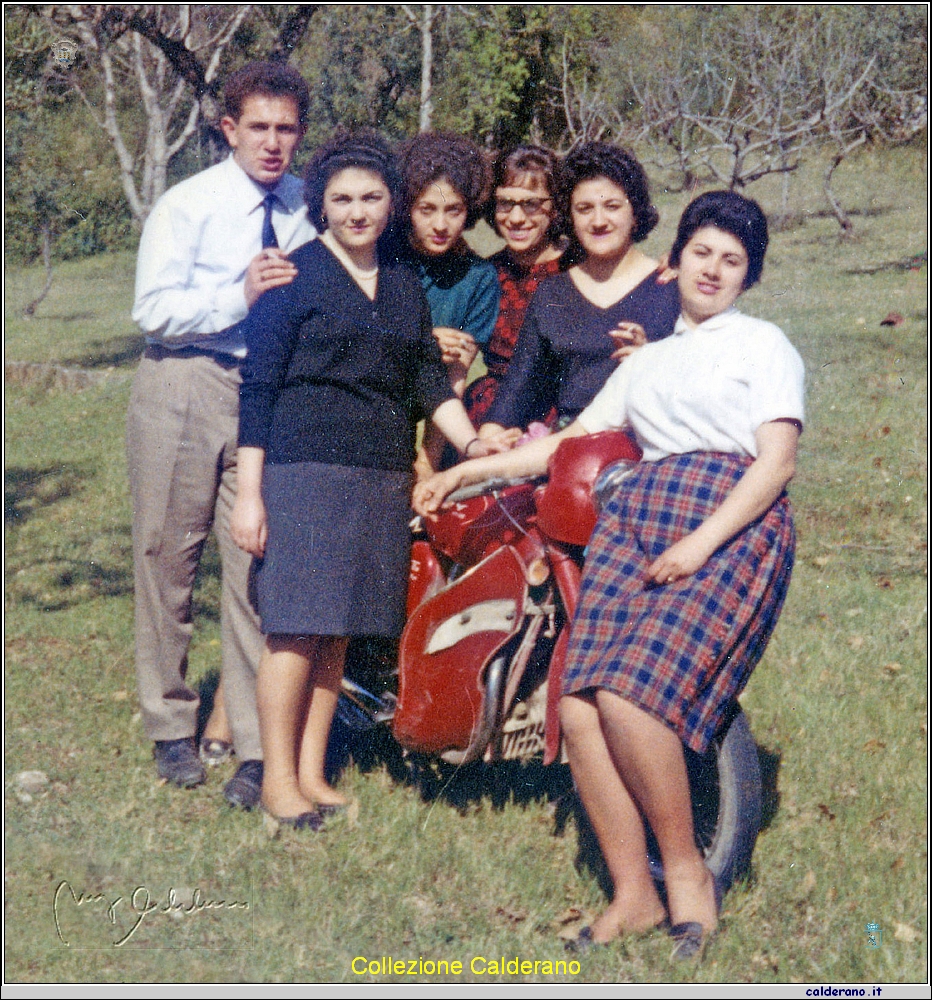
[578,307,805,462]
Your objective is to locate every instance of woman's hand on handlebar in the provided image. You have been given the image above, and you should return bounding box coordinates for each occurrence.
[231,494,268,557]
[413,469,462,519]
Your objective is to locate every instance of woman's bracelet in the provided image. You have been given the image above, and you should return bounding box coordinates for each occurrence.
[463,437,481,457]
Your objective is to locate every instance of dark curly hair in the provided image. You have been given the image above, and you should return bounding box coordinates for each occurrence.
[303,128,403,250]
[483,144,566,239]
[397,132,492,229]
[224,61,310,127]
[669,190,769,289]
[560,143,659,261]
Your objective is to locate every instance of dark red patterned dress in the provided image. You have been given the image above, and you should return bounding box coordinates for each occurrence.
[464,250,563,425]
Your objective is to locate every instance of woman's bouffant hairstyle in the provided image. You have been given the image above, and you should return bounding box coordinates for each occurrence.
[304,128,403,248]
[484,144,566,238]
[397,132,492,229]
[560,142,659,259]
[669,190,769,289]
[224,61,310,127]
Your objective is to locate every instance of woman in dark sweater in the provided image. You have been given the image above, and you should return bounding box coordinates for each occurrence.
[230,130,497,827]
[478,143,679,440]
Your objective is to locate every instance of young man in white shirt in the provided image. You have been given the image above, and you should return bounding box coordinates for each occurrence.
[127,61,315,804]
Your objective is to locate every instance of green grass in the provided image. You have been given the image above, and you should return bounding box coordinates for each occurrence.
[4,145,927,984]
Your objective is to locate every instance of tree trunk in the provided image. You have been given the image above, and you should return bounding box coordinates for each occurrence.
[23,224,53,319]
[418,5,434,132]
[823,133,866,238]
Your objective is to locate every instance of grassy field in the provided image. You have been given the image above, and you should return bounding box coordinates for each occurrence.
[4,145,927,985]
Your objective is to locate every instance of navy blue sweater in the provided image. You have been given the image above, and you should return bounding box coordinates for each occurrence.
[239,239,454,472]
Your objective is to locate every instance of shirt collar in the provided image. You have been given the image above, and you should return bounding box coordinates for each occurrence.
[224,154,301,215]
[674,306,740,335]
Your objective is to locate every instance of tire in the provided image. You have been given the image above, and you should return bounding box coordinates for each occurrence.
[647,708,762,895]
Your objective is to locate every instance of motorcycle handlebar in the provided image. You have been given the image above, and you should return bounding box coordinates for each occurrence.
[446,475,543,503]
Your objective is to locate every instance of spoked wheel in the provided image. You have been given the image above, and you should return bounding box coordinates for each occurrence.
[647,708,762,895]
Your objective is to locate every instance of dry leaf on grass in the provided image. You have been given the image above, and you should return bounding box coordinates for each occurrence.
[555,906,585,925]
[495,906,528,925]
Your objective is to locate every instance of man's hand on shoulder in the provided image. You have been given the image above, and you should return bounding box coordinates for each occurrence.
[244,248,298,308]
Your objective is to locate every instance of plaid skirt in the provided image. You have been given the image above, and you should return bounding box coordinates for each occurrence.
[563,451,795,754]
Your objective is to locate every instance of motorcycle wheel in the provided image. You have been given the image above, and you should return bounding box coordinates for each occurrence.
[646,708,762,895]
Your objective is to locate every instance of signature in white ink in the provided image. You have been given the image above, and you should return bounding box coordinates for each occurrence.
[53,881,249,947]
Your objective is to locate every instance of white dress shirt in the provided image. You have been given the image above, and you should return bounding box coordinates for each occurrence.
[132,155,316,356]
[579,308,805,461]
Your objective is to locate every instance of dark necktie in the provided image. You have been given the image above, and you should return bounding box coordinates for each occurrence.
[261,193,279,249]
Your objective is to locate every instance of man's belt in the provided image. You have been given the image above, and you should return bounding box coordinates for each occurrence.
[144,343,242,368]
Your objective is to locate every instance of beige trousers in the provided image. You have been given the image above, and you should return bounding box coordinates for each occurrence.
[126,347,263,759]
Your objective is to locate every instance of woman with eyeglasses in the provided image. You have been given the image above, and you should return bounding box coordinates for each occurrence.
[463,145,566,427]
[477,142,679,443]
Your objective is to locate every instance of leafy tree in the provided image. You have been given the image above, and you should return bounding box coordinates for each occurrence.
[44,4,253,226]
[5,4,320,256]
[291,4,540,145]
[9,4,924,260]
[5,8,134,287]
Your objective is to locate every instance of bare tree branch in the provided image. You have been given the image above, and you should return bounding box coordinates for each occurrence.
[268,5,319,60]
[48,4,256,224]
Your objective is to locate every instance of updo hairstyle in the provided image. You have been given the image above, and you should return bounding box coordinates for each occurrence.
[560,142,659,255]
[304,128,403,244]
[669,190,769,289]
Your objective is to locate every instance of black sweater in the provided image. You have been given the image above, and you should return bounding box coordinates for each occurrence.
[239,239,454,472]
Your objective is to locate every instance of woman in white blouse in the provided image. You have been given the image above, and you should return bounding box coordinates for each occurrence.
[414,191,804,957]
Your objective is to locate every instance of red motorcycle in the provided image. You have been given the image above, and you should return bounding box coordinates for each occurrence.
[341,431,762,893]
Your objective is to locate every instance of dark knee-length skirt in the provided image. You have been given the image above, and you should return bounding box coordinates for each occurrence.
[252,461,414,638]
[563,451,795,754]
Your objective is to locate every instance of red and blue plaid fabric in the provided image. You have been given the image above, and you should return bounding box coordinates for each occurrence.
[563,451,795,754]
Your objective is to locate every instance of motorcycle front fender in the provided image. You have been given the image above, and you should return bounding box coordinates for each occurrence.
[393,545,529,757]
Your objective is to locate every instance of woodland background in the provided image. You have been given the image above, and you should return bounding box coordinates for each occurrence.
[4,3,928,987]
[5,4,928,269]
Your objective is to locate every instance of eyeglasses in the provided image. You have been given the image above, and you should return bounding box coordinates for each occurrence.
[494,197,553,217]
